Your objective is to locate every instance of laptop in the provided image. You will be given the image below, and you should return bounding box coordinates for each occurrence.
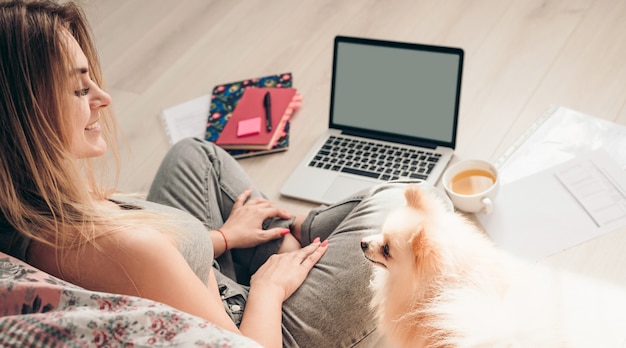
[280,36,464,204]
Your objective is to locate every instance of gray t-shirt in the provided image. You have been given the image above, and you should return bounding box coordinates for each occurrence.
[0,196,248,325]
[110,196,248,326]
[111,196,215,285]
[0,197,214,286]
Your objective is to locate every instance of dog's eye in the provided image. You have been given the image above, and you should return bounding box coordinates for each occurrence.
[382,244,390,258]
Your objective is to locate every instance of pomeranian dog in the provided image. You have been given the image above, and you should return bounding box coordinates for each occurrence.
[361,185,626,348]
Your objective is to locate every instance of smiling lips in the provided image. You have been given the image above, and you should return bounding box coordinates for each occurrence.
[85,121,99,131]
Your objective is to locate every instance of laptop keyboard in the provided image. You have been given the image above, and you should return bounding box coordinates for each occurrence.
[307,135,441,181]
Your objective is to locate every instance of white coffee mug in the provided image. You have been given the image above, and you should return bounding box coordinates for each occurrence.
[442,159,499,214]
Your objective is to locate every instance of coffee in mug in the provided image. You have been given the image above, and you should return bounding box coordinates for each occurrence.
[442,159,499,214]
[450,169,497,195]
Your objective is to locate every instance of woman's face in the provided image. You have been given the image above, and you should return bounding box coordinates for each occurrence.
[65,32,111,158]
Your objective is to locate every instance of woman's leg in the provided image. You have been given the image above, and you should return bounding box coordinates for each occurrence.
[146,137,291,282]
[281,181,425,347]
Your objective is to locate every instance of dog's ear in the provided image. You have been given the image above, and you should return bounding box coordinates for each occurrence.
[404,185,423,210]
[409,225,445,276]
[409,224,426,261]
[405,185,444,216]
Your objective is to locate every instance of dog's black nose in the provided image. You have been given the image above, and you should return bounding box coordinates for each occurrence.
[360,241,368,251]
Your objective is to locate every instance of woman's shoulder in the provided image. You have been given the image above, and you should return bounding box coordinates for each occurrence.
[108,195,214,278]
[29,225,180,294]
[109,195,209,238]
[109,194,186,215]
[101,222,174,246]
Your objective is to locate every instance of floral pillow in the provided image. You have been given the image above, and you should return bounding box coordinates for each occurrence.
[0,252,262,347]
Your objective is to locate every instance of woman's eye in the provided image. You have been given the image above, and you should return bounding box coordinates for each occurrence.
[74,88,90,97]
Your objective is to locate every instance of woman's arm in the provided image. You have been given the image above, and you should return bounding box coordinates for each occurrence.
[102,229,327,348]
[30,227,241,333]
[210,228,301,257]
[239,239,328,347]
[209,188,293,258]
[239,283,284,347]
[30,226,327,347]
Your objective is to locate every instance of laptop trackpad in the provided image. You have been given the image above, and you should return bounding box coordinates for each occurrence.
[322,175,377,203]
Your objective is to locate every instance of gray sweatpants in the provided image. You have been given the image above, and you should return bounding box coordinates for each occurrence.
[146,137,420,347]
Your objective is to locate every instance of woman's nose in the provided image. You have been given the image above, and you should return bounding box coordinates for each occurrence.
[90,84,111,109]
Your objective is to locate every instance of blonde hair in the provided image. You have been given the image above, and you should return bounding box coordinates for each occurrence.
[0,0,173,271]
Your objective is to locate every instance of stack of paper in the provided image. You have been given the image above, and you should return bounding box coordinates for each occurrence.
[477,106,626,261]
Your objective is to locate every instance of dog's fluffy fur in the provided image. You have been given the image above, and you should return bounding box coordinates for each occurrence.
[361,185,626,348]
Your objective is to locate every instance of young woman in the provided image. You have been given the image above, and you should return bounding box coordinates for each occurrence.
[0,1,422,346]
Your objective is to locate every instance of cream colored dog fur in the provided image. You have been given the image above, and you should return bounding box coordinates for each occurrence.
[361,185,626,348]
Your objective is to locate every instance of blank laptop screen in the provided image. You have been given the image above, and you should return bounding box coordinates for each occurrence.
[330,38,463,147]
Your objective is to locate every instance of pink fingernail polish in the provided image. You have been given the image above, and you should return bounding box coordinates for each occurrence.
[280,229,290,236]
[313,237,320,243]
[321,240,329,247]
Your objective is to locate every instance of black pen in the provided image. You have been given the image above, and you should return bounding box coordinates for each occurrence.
[264,91,272,132]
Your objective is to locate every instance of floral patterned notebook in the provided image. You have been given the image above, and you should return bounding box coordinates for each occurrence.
[205,73,295,158]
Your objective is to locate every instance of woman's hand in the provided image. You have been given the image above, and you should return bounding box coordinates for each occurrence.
[249,238,328,302]
[220,188,293,249]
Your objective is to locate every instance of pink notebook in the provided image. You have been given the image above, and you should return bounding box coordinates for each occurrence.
[216,87,298,150]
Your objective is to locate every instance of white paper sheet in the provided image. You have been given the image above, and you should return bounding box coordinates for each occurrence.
[555,160,626,227]
[477,149,626,261]
[160,94,210,144]
[495,106,626,185]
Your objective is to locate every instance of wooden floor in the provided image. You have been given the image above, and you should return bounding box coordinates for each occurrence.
[84,0,626,285]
